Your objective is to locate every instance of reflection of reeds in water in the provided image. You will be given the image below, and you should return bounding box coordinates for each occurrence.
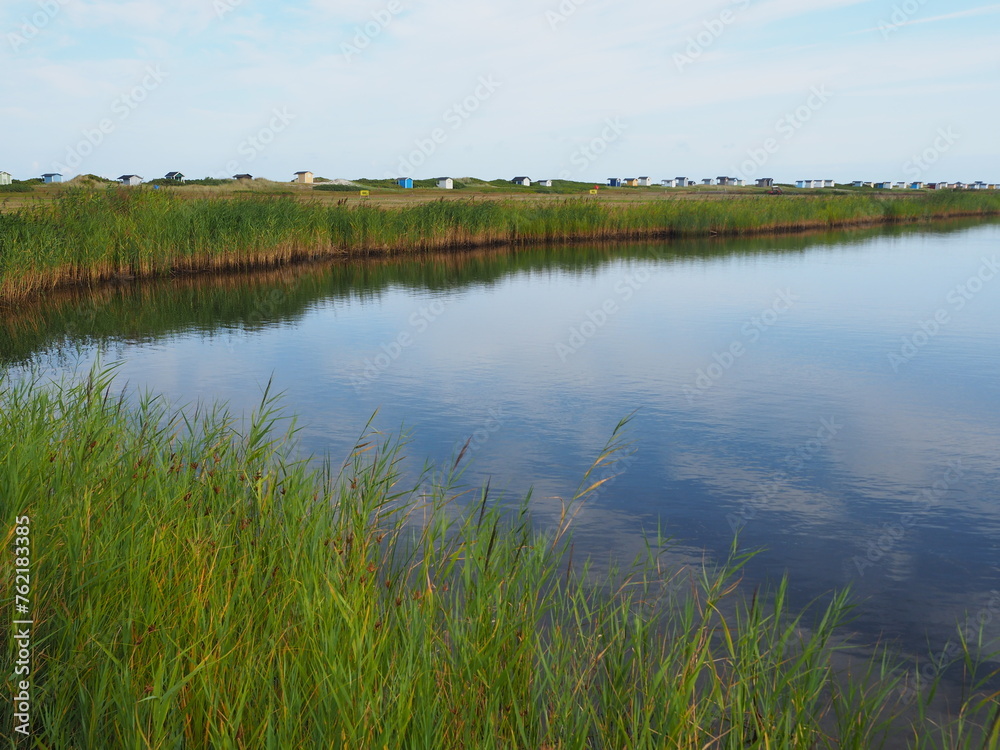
[2,368,998,747]
[2,187,999,301]
[2,216,994,368]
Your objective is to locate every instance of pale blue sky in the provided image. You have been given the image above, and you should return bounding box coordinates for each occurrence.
[2,0,998,183]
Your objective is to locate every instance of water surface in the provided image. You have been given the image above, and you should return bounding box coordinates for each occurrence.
[4,219,999,680]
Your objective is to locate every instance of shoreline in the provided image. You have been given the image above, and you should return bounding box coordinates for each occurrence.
[2,216,991,367]
[2,189,998,304]
[2,369,997,746]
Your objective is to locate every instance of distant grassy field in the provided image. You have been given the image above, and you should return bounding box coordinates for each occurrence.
[3,369,998,747]
[1,186,998,302]
[2,176,967,210]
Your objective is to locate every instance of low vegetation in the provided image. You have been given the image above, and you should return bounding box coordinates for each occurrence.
[0,181,37,194]
[145,177,237,188]
[350,178,474,190]
[3,219,990,369]
[1,188,998,302]
[2,369,998,747]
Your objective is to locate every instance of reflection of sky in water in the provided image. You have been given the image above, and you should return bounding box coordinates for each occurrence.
[5,223,1000,664]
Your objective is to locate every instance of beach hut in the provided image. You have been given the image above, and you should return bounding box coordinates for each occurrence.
[607,178,622,187]
[165,171,184,181]
[42,173,62,184]
[676,177,692,187]
[637,176,652,187]
[823,180,835,188]
[118,175,143,186]
[437,177,454,189]
[294,171,314,184]
[0,171,11,186]
[755,178,774,188]
[396,177,413,189]
[701,178,713,185]
[662,178,678,187]
[233,174,253,182]
[511,176,531,186]
[536,179,553,187]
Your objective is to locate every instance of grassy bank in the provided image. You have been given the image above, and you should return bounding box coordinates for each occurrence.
[2,371,999,747]
[2,188,999,302]
[9,221,992,367]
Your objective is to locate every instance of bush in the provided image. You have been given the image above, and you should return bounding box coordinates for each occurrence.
[0,182,33,193]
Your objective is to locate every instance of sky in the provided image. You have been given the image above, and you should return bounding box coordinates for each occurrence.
[2,0,999,184]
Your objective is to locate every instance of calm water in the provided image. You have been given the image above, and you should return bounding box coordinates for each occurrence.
[3,220,999,677]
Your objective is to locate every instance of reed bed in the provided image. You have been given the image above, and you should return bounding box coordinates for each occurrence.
[2,188,999,302]
[2,369,999,748]
[11,223,969,367]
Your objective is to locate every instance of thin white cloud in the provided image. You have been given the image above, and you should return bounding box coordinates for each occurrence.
[851,3,1000,34]
[2,0,998,181]
[64,0,221,33]
[744,0,872,27]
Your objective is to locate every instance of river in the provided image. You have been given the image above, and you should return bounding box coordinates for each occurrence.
[3,218,999,692]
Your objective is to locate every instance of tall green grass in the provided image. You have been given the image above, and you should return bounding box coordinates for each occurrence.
[10,221,988,367]
[2,370,999,748]
[2,188,999,301]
